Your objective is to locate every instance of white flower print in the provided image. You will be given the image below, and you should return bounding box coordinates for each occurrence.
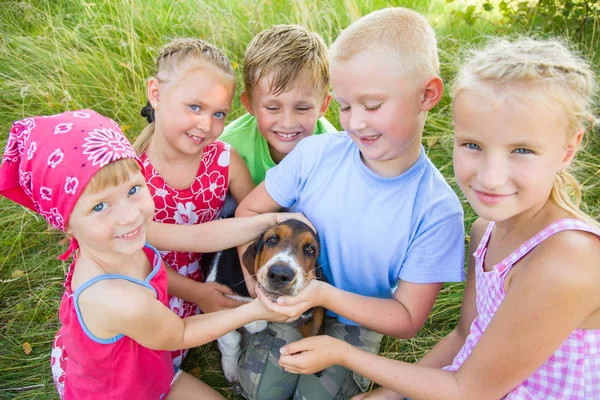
[53,123,73,135]
[40,186,52,201]
[40,207,64,229]
[27,141,37,160]
[82,127,136,167]
[174,202,199,225]
[201,171,226,203]
[64,176,79,195]
[3,118,35,162]
[47,149,64,168]
[217,147,230,167]
[169,296,184,317]
[155,188,168,197]
[19,170,33,196]
[72,111,91,119]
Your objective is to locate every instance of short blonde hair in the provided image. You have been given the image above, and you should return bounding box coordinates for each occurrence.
[134,38,235,154]
[86,158,142,194]
[329,7,439,82]
[452,37,599,229]
[243,24,329,98]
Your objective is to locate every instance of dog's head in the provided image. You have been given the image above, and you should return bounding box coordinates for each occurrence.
[243,219,320,301]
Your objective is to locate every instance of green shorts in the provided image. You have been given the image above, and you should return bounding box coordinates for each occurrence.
[237,317,383,400]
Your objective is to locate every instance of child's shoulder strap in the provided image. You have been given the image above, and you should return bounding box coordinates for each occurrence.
[504,218,599,268]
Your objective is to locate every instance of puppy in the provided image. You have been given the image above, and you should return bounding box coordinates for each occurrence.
[202,219,324,383]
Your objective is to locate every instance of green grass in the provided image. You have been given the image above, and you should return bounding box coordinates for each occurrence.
[1,0,598,398]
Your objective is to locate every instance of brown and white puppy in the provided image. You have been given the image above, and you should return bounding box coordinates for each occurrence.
[202,219,324,383]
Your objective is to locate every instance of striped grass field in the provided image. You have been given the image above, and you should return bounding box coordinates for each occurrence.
[0,0,598,398]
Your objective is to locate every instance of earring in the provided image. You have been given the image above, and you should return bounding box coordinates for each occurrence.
[153,103,158,108]
[557,168,566,175]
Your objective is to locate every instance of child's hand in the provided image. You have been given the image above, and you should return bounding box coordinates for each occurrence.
[275,279,326,310]
[194,282,246,313]
[278,336,347,374]
[275,212,316,232]
[249,292,300,323]
[351,388,406,400]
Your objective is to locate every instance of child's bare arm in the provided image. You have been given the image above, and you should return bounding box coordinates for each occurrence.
[165,266,244,312]
[146,213,280,253]
[228,147,255,204]
[260,280,441,338]
[81,279,297,351]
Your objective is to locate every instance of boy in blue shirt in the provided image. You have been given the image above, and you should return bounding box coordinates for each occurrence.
[236,8,465,399]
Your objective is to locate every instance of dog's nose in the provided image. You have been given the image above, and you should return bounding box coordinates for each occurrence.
[267,264,294,288]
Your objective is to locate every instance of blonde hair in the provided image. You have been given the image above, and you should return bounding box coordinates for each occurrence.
[329,7,439,83]
[452,38,599,228]
[134,38,235,154]
[86,158,142,194]
[243,24,329,98]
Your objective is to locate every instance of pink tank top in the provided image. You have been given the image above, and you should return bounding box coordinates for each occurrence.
[443,218,600,399]
[50,244,175,399]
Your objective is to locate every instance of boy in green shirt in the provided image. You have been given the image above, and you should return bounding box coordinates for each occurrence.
[220,24,335,186]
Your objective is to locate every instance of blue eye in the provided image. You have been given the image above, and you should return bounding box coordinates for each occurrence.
[92,202,107,212]
[189,105,201,112]
[214,111,226,119]
[465,143,481,151]
[514,148,533,155]
[128,185,140,196]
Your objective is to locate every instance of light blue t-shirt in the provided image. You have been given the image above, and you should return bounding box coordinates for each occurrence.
[265,132,465,326]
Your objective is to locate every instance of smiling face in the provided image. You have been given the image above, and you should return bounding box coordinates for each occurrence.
[150,66,235,159]
[242,73,330,164]
[453,89,575,223]
[66,170,155,258]
[331,50,434,176]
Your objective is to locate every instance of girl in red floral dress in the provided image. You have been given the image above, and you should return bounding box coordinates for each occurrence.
[134,38,255,367]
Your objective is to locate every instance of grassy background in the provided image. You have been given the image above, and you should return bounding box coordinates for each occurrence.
[0,0,598,398]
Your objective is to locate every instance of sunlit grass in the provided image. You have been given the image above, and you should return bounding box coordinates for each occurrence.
[0,1,598,398]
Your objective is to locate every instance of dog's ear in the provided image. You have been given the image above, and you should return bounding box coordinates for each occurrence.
[242,238,261,276]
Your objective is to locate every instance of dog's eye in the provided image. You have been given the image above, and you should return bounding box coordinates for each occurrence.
[304,244,315,255]
[265,235,278,244]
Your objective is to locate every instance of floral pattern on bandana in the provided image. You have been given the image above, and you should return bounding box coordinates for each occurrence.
[0,110,141,234]
[82,127,137,167]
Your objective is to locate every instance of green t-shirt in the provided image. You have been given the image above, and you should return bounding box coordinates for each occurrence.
[220,113,337,185]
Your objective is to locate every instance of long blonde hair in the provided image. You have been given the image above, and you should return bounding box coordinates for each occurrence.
[134,38,235,154]
[453,38,599,229]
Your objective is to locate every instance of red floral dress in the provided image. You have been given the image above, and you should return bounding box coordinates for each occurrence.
[140,141,230,367]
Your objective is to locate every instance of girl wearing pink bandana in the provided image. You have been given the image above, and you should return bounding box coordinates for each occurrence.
[0,110,303,399]
[134,39,256,368]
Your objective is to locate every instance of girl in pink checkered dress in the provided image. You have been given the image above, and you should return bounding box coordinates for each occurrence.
[273,38,600,400]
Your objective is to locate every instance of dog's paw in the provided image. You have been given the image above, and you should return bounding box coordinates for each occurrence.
[222,356,239,384]
[244,320,268,334]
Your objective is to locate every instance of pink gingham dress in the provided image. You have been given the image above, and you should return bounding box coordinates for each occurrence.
[443,218,600,399]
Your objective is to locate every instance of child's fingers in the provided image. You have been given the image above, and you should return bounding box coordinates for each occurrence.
[280,337,314,355]
[351,395,366,400]
[211,282,236,296]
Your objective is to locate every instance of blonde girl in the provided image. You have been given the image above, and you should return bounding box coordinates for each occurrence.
[134,39,255,367]
[0,110,300,399]
[268,38,600,400]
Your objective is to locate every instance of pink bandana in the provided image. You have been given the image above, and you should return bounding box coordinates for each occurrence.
[0,110,140,259]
